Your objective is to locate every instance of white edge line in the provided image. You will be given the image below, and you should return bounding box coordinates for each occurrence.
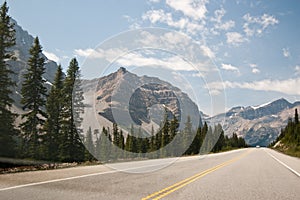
[265,150,300,178]
[0,162,176,192]
[0,149,248,192]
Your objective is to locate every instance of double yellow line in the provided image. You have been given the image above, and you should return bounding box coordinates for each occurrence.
[141,149,252,200]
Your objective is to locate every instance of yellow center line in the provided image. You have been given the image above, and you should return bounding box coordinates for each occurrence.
[141,149,252,200]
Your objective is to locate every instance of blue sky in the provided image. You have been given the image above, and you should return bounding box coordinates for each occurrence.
[3,0,300,116]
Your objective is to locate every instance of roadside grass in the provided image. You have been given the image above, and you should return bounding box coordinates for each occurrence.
[273,144,300,158]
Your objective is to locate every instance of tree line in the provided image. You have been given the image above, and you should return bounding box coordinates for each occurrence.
[84,116,248,162]
[0,1,247,164]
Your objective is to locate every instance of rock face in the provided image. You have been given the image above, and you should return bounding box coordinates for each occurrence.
[207,98,300,146]
[83,67,201,133]
[8,19,58,108]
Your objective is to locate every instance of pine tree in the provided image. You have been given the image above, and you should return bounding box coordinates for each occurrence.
[161,117,170,157]
[212,124,225,152]
[295,108,299,125]
[161,117,170,148]
[84,126,95,161]
[125,134,133,157]
[169,117,178,141]
[149,125,155,152]
[97,127,111,162]
[136,127,143,154]
[111,123,119,160]
[112,123,119,147]
[0,1,17,158]
[20,37,47,159]
[202,126,213,153]
[59,58,85,162]
[183,116,193,155]
[190,127,201,154]
[231,133,239,148]
[43,65,64,161]
[118,129,125,158]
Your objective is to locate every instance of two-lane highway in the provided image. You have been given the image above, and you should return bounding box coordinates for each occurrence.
[0,148,299,200]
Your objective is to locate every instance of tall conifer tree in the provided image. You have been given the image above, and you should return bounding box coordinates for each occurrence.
[43,65,64,161]
[20,37,47,159]
[59,58,85,162]
[0,1,17,157]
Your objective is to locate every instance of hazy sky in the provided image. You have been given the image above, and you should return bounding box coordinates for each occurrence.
[3,0,300,115]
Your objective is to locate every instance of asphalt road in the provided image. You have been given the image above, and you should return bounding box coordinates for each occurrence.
[0,148,299,200]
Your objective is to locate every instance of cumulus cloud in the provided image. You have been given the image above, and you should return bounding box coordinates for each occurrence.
[243,13,279,36]
[166,0,209,20]
[207,78,300,96]
[215,20,235,31]
[211,8,235,32]
[221,63,240,74]
[142,9,205,35]
[211,7,226,24]
[43,51,60,63]
[226,32,246,45]
[142,9,189,30]
[282,48,290,58]
[115,51,196,71]
[74,48,127,62]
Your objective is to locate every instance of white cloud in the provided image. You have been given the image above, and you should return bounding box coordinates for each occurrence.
[211,8,226,24]
[74,48,127,62]
[282,48,290,58]
[123,15,141,29]
[243,13,279,36]
[142,9,188,29]
[142,10,166,24]
[207,78,300,96]
[261,14,279,29]
[295,65,300,75]
[142,9,204,35]
[226,32,246,45]
[211,8,235,32]
[116,51,197,71]
[43,51,60,63]
[148,0,160,3]
[138,31,191,52]
[190,72,205,78]
[166,0,209,20]
[221,63,240,74]
[200,45,215,58]
[215,20,235,31]
[249,63,260,73]
[252,68,260,74]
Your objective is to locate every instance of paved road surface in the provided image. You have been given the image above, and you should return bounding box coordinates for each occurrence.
[0,148,299,200]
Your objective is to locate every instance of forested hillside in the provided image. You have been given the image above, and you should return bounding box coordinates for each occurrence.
[270,109,300,157]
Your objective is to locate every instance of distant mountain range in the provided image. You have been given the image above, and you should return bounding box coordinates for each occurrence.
[206,98,300,146]
[9,19,300,147]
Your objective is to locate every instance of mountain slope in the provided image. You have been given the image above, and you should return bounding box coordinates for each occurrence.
[81,68,201,134]
[207,98,300,146]
[8,19,59,108]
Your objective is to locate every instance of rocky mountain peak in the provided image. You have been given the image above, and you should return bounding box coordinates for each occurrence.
[83,69,201,133]
[117,67,127,74]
